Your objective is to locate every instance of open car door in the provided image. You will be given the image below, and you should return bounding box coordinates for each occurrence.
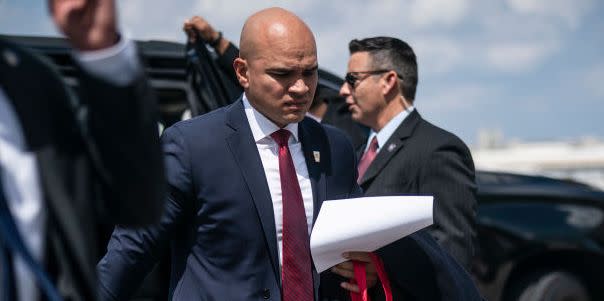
[184,39,242,116]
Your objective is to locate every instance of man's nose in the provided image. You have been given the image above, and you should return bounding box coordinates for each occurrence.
[340,83,351,98]
[289,78,310,95]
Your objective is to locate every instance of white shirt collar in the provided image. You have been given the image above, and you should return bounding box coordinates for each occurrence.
[305,112,322,123]
[366,106,415,152]
[242,93,299,143]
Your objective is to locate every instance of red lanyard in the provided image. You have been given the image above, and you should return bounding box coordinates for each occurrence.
[349,253,393,301]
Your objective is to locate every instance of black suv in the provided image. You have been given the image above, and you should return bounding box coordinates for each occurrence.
[5,35,604,301]
[474,171,604,301]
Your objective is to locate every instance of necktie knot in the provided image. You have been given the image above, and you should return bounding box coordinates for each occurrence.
[357,136,379,183]
[271,129,291,147]
[368,136,379,152]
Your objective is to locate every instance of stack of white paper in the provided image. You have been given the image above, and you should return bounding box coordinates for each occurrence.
[310,196,433,273]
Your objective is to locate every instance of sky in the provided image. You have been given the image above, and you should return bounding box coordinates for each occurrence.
[1,0,602,146]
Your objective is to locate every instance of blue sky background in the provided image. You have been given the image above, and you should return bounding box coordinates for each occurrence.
[1,0,602,145]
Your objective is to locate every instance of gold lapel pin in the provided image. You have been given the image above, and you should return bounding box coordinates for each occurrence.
[313,151,320,163]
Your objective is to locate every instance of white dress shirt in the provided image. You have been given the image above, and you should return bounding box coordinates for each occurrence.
[0,37,140,301]
[242,94,314,266]
[364,106,415,153]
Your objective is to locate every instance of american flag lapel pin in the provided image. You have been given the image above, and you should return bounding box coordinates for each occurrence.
[313,151,321,163]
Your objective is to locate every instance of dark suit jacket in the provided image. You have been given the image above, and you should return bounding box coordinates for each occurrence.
[0,37,165,300]
[359,110,477,270]
[97,98,362,300]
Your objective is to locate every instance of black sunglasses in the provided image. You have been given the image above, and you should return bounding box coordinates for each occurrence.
[345,70,403,88]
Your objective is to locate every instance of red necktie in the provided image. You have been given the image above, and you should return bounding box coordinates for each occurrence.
[271,129,314,301]
[357,136,378,183]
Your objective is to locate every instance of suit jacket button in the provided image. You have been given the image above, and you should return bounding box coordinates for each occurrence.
[262,288,270,299]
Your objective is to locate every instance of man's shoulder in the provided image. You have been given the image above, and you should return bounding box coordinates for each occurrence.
[413,116,470,150]
[302,117,354,148]
[169,105,230,132]
[161,106,232,147]
[0,37,64,86]
[0,38,35,62]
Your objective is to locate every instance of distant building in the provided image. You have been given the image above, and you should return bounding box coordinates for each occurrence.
[471,134,604,190]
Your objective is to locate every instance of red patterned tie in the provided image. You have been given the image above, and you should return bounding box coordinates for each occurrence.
[271,129,314,301]
[357,136,378,183]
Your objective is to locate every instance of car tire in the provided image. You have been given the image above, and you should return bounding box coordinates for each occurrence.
[506,270,590,301]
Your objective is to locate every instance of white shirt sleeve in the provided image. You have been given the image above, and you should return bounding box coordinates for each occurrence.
[72,37,142,86]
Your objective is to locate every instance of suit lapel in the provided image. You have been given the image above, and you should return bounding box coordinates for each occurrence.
[356,142,367,162]
[359,110,422,186]
[298,119,327,228]
[224,99,281,284]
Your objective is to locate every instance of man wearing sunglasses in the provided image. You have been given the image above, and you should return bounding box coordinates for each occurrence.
[339,36,477,276]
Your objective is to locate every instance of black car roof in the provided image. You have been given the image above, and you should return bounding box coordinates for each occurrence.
[1,34,344,84]
[477,171,604,202]
[1,34,189,80]
[1,34,185,56]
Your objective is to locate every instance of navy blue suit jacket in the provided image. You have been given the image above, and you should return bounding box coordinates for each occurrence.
[97,98,482,301]
[97,98,361,300]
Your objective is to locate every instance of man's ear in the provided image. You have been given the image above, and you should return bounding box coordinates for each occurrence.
[381,71,399,96]
[234,58,249,88]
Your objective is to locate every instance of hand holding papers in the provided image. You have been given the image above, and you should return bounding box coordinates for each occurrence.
[310,196,433,273]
